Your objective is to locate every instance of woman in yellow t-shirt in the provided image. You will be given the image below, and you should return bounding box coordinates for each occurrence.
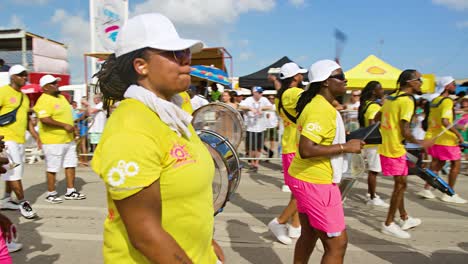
[91,13,223,264]
[357,81,389,208]
[288,60,364,263]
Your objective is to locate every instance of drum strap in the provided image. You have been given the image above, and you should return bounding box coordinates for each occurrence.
[278,95,297,124]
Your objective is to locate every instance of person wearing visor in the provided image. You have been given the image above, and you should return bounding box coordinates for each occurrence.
[91,13,224,264]
[0,65,39,219]
[288,60,364,263]
[268,62,306,245]
[34,74,86,204]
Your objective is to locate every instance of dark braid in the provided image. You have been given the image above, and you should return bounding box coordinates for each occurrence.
[358,81,380,127]
[393,69,416,94]
[296,82,322,118]
[93,48,149,111]
[276,76,294,114]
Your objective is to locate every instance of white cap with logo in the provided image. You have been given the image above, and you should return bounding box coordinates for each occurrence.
[40,74,61,87]
[308,60,341,83]
[8,65,27,77]
[115,13,204,58]
[279,62,307,80]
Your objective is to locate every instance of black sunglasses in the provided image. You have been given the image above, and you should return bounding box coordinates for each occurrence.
[328,73,346,81]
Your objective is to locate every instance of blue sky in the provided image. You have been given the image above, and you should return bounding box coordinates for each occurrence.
[1,0,468,83]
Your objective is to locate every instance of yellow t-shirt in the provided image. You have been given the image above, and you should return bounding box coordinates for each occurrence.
[363,101,381,148]
[179,91,193,114]
[275,87,303,154]
[288,95,335,184]
[0,85,30,143]
[378,92,414,158]
[33,94,74,144]
[425,96,457,146]
[91,99,217,264]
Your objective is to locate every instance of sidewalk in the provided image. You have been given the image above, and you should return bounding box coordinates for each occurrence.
[2,160,467,263]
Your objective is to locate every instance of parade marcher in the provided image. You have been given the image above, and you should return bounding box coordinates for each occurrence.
[0,65,39,219]
[268,62,306,245]
[34,75,86,204]
[288,60,364,263]
[379,69,433,239]
[357,81,389,207]
[417,76,466,203]
[91,13,224,263]
[239,86,272,172]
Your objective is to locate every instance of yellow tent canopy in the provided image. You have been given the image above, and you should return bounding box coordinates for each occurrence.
[345,55,435,93]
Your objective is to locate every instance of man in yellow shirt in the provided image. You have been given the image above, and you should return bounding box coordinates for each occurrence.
[0,65,39,219]
[418,76,466,203]
[34,75,86,203]
[379,69,432,239]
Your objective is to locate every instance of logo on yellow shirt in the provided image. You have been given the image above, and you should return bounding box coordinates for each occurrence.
[9,97,17,103]
[107,160,140,187]
[170,143,196,168]
[305,122,322,133]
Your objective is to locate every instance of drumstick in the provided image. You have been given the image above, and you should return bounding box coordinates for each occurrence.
[432,117,466,140]
[361,121,380,141]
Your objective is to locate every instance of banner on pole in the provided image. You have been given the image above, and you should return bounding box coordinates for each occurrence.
[90,0,128,53]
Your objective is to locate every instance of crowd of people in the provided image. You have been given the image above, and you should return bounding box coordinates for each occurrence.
[0,12,466,264]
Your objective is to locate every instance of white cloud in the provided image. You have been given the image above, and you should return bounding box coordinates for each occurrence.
[239,52,253,61]
[132,0,275,45]
[289,0,305,7]
[50,9,90,83]
[432,0,468,10]
[239,39,250,47]
[457,20,468,28]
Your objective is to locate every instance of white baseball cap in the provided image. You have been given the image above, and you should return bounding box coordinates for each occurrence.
[279,62,307,80]
[308,60,341,83]
[115,13,204,58]
[8,65,27,77]
[40,74,61,87]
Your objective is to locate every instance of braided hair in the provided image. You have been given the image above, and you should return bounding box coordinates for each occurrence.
[358,81,381,127]
[394,69,416,94]
[276,76,294,115]
[93,48,150,111]
[295,82,322,118]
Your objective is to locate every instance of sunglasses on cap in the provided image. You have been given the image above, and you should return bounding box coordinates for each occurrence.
[328,73,346,81]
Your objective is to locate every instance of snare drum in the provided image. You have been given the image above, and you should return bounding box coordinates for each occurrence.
[339,153,366,201]
[405,143,423,175]
[192,102,245,149]
[198,130,241,215]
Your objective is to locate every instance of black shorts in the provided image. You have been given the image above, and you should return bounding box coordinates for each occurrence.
[245,131,264,151]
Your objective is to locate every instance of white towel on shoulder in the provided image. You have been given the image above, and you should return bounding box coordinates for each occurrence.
[124,85,192,138]
[331,110,348,183]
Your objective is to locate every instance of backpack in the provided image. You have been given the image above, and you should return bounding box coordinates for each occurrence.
[386,92,416,121]
[358,101,379,128]
[422,97,450,131]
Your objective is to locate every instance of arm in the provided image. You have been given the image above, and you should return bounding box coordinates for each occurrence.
[39,117,74,133]
[114,180,193,264]
[400,120,432,148]
[27,118,42,149]
[442,118,464,142]
[298,135,364,159]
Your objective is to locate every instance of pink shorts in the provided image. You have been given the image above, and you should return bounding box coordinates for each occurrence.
[0,230,12,264]
[380,154,408,176]
[427,145,461,161]
[282,153,295,185]
[287,175,345,235]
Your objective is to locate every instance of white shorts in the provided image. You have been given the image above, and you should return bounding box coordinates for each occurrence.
[42,142,78,173]
[363,146,382,173]
[2,141,25,181]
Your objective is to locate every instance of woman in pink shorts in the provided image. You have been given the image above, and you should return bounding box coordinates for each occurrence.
[0,213,13,264]
[287,60,364,263]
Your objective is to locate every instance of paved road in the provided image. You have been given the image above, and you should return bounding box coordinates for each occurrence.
[3,160,468,263]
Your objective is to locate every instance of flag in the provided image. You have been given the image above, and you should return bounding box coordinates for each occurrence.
[90,0,128,53]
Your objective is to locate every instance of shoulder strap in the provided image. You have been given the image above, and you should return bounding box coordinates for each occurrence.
[430,97,450,108]
[14,93,24,111]
[278,93,297,124]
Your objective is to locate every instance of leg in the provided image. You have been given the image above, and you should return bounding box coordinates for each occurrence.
[293,213,319,264]
[65,167,75,189]
[277,194,298,226]
[7,180,24,200]
[47,172,57,192]
[448,160,461,189]
[367,171,378,199]
[317,229,348,264]
[385,176,407,226]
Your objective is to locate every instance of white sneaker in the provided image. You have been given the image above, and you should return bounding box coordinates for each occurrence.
[1,198,19,210]
[395,216,422,230]
[381,222,411,239]
[366,197,390,208]
[287,224,301,238]
[19,201,37,219]
[416,189,435,199]
[268,218,292,245]
[440,194,468,204]
[281,185,291,193]
[7,241,23,253]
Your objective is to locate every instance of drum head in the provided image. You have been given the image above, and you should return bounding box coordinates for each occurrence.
[192,102,245,149]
